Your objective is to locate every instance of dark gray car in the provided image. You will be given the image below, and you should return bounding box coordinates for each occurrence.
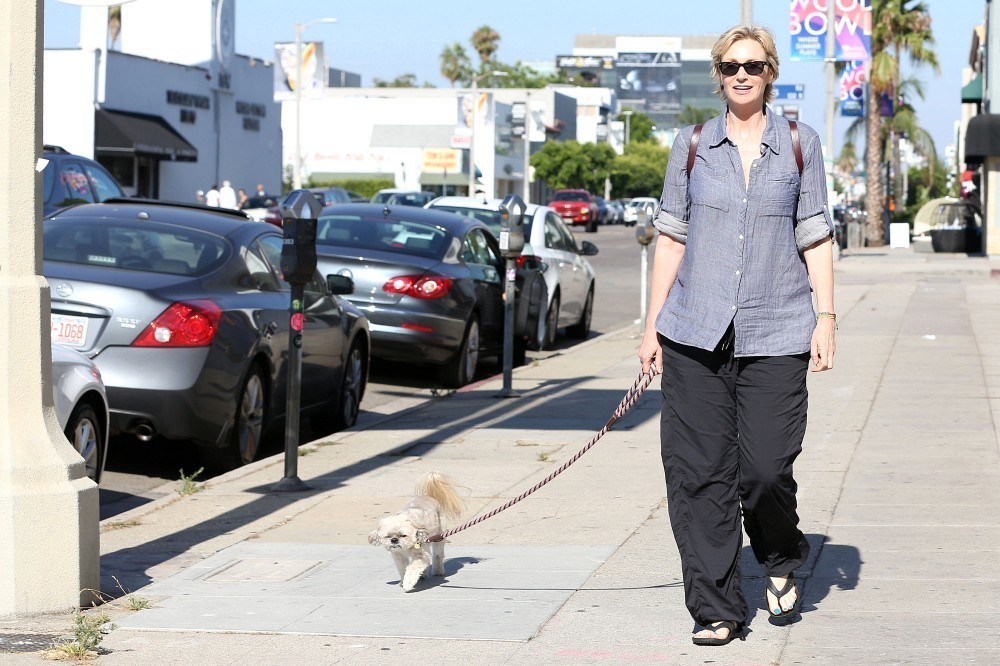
[43,200,370,470]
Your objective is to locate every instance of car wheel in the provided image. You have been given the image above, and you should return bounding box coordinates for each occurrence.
[586,218,598,233]
[542,294,560,350]
[566,286,594,339]
[64,402,104,484]
[314,340,366,434]
[439,316,479,388]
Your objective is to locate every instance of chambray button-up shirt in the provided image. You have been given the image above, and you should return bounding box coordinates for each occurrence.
[652,112,833,356]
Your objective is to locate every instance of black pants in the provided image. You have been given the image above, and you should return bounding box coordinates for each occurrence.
[659,331,810,626]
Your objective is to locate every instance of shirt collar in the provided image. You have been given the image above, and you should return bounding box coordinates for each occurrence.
[707,108,784,157]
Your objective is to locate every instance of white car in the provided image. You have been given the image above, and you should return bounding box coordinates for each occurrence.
[52,344,110,484]
[426,196,598,349]
[625,197,659,227]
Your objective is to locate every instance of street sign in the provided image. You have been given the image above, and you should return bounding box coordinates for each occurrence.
[773,84,805,101]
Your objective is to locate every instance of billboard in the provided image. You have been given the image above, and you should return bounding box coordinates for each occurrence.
[839,60,865,117]
[790,0,872,62]
[614,37,682,114]
[556,55,617,88]
[273,41,327,101]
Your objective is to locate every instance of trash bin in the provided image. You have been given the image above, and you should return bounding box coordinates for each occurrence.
[929,228,966,253]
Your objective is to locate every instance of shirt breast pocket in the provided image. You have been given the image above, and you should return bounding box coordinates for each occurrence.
[689,169,729,213]
[761,173,800,218]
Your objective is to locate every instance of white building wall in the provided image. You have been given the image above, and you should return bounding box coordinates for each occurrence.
[118,0,215,66]
[42,50,100,157]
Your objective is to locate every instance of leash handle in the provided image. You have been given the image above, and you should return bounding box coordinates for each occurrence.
[426,371,654,543]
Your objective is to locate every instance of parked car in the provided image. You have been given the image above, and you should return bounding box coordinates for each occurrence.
[592,195,614,226]
[42,145,126,216]
[309,187,353,206]
[311,203,545,387]
[371,189,436,206]
[548,189,599,233]
[240,195,282,226]
[43,199,370,471]
[426,196,598,349]
[607,199,626,225]
[52,343,110,484]
[625,197,659,228]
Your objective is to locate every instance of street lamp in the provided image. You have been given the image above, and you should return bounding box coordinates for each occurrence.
[468,70,508,195]
[292,17,337,190]
[621,110,634,146]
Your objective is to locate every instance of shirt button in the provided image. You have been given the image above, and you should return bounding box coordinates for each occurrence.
[743,198,747,203]
[739,234,744,240]
[731,305,737,310]
[735,269,741,275]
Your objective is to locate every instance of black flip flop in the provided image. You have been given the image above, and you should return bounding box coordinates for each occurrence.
[692,620,744,646]
[765,574,798,618]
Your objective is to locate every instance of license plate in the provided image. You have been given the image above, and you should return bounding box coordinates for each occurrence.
[51,314,89,347]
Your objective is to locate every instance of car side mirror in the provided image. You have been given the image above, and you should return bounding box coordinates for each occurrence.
[579,240,599,256]
[327,273,355,295]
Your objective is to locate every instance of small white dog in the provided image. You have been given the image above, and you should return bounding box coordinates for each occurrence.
[368,472,463,592]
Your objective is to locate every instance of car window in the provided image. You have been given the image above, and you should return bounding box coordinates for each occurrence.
[371,191,395,204]
[83,163,125,202]
[431,206,503,236]
[462,228,500,267]
[245,241,280,291]
[54,162,96,209]
[545,213,577,252]
[553,191,588,202]
[43,218,228,276]
[316,213,451,259]
[258,234,325,295]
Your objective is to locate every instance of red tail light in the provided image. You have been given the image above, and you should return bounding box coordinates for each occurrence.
[133,300,222,347]
[383,275,452,299]
[515,254,541,270]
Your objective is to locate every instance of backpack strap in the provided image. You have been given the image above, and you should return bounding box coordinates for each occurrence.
[789,120,803,175]
[686,124,703,174]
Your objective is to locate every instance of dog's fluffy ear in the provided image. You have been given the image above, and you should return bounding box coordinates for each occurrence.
[368,529,381,546]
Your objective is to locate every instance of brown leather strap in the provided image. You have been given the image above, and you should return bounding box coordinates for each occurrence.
[789,120,803,174]
[687,124,703,173]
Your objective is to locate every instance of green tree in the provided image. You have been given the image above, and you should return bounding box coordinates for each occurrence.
[440,43,472,87]
[609,141,670,198]
[485,61,569,89]
[865,0,938,245]
[677,104,720,126]
[470,25,500,65]
[530,140,617,193]
[622,109,657,144]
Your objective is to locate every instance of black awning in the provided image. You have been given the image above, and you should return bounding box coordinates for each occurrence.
[96,108,198,162]
[965,113,1000,160]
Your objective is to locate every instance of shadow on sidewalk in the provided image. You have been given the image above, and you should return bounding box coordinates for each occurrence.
[100,374,660,600]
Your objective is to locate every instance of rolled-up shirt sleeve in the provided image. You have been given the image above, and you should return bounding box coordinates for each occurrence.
[794,132,834,251]
[653,129,692,243]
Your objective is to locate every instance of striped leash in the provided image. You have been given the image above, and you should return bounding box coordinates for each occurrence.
[426,371,654,543]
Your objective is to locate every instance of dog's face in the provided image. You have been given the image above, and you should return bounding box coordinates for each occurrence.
[368,513,428,551]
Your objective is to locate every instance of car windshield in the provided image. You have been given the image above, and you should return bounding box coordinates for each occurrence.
[371,191,396,204]
[316,214,453,259]
[386,192,433,206]
[241,196,278,210]
[553,191,588,202]
[43,218,230,276]
[431,205,534,238]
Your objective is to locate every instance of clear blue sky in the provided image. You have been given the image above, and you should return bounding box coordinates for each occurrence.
[44,0,982,160]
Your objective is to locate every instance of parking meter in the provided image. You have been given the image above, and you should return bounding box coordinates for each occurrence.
[498,194,526,259]
[635,201,657,327]
[273,188,322,494]
[279,190,322,285]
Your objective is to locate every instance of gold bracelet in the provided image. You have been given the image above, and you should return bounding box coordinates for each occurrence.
[816,312,838,329]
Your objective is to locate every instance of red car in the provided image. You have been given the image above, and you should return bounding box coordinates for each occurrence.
[548,189,599,233]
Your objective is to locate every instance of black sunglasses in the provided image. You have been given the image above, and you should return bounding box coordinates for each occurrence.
[719,60,768,77]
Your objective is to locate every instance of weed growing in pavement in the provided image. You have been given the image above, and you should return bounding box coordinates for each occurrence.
[315,440,339,447]
[110,576,151,612]
[298,448,314,457]
[537,452,551,462]
[43,611,113,660]
[101,519,141,532]
[177,467,204,496]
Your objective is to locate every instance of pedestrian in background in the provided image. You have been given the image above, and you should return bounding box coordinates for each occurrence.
[237,188,249,208]
[637,24,836,647]
[219,180,238,210]
[255,183,267,198]
[196,190,205,205]
[205,184,220,207]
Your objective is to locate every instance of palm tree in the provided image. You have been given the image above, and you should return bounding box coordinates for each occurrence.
[470,25,500,65]
[440,43,472,88]
[865,0,938,245]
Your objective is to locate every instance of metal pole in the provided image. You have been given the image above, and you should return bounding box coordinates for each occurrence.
[469,77,478,196]
[497,259,519,398]
[824,0,836,180]
[639,245,648,326]
[741,0,752,25]
[523,92,531,202]
[293,22,302,190]
[273,283,310,491]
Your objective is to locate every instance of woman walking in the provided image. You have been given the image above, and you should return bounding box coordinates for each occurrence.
[638,24,836,646]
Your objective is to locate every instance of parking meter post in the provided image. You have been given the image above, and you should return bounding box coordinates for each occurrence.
[497,194,526,399]
[273,189,322,493]
[634,204,656,326]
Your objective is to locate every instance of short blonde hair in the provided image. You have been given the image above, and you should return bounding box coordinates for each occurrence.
[710,25,780,104]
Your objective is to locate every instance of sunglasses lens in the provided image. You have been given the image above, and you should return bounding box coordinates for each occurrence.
[720,62,739,76]
[720,61,766,76]
[745,61,766,75]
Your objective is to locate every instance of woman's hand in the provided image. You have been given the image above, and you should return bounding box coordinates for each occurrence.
[810,318,836,371]
[638,330,663,376]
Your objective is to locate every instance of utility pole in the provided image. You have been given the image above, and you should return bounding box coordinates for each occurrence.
[825,0,836,189]
[741,0,752,25]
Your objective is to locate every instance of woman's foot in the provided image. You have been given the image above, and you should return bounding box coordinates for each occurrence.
[692,620,743,646]
[765,574,798,617]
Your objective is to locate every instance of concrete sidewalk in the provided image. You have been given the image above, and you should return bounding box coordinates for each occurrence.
[3,247,1000,665]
